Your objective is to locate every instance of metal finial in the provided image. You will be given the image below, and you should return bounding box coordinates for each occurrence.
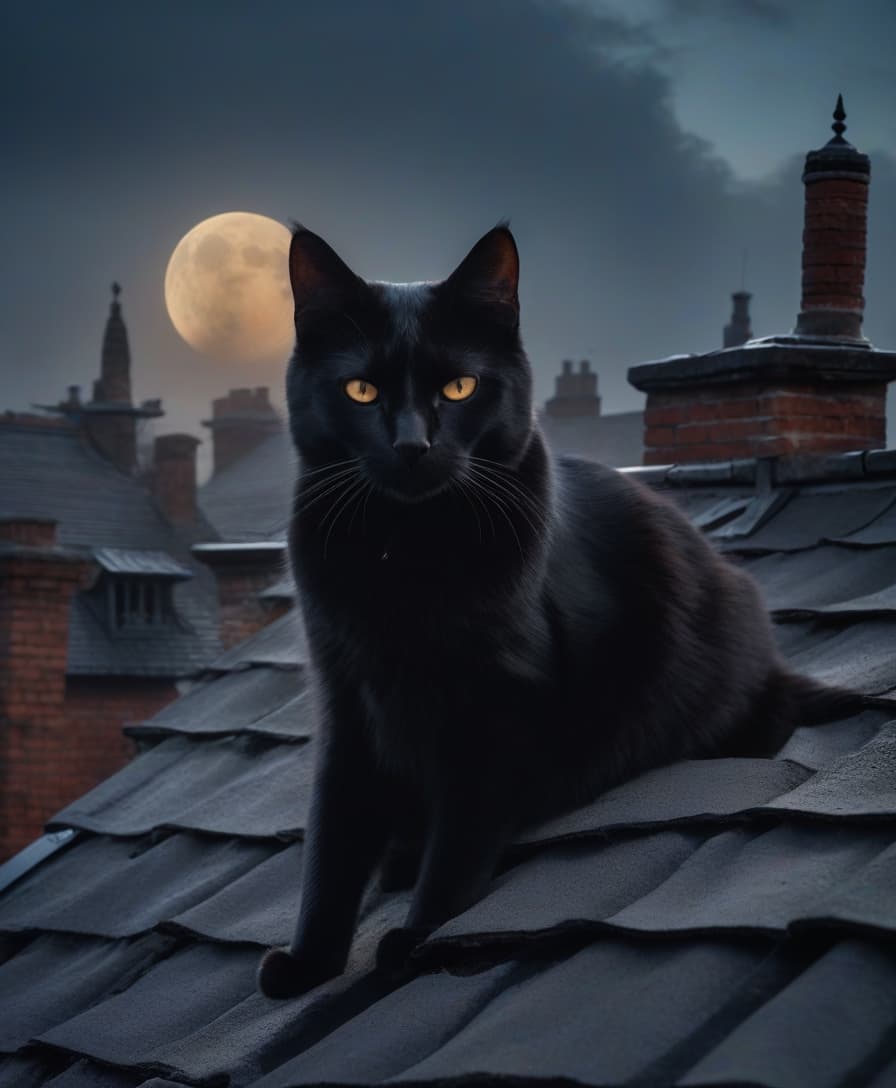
[831,94,846,140]
[111,281,121,300]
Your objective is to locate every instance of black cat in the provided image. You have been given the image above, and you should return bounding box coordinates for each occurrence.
[257,224,861,999]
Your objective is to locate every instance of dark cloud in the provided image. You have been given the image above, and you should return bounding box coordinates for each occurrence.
[660,0,791,26]
[1,0,894,478]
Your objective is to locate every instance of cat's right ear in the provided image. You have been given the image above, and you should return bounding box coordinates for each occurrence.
[289,226,364,318]
[443,224,520,328]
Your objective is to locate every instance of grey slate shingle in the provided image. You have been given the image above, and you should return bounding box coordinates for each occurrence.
[48,735,316,840]
[718,484,896,553]
[680,940,896,1088]
[128,667,310,740]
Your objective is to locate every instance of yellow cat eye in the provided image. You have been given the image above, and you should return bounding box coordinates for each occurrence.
[442,376,478,402]
[344,379,379,404]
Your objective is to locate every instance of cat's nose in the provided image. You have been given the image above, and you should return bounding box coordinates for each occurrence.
[392,410,431,466]
[392,437,431,466]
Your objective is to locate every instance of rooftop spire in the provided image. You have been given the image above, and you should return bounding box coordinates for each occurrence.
[96,281,132,405]
[831,93,847,142]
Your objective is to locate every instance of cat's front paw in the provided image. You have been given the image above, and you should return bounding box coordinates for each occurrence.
[256,947,336,1000]
[375,925,432,975]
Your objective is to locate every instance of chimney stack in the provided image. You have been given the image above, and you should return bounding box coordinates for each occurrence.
[544,359,602,419]
[629,99,896,466]
[0,519,94,859]
[723,291,753,348]
[794,94,869,342]
[152,434,200,525]
[192,542,288,649]
[202,387,283,475]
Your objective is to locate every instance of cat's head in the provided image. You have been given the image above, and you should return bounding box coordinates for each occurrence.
[285,224,533,503]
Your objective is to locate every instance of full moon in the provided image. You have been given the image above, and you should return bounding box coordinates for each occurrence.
[164,212,294,363]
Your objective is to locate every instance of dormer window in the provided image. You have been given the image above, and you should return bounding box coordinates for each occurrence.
[111,576,172,629]
[91,548,193,633]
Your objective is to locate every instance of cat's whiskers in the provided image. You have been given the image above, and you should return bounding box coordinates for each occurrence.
[294,467,363,516]
[459,475,497,541]
[447,478,485,546]
[471,461,547,520]
[298,456,362,481]
[463,472,525,562]
[346,479,375,540]
[295,465,361,500]
[468,457,547,523]
[322,475,369,560]
[466,464,545,541]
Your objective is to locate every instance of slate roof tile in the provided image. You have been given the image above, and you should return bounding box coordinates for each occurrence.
[0,833,275,939]
[680,940,896,1088]
[48,736,315,840]
[358,941,784,1087]
[761,720,896,819]
[128,668,310,741]
[773,618,896,696]
[742,544,896,614]
[0,932,175,1053]
[717,484,896,553]
[199,431,295,544]
[206,610,308,673]
[2,457,896,1087]
[833,496,896,546]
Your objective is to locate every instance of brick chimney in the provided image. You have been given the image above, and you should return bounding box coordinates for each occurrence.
[630,98,896,465]
[152,433,200,525]
[0,519,94,860]
[202,387,283,475]
[192,542,288,649]
[544,360,601,419]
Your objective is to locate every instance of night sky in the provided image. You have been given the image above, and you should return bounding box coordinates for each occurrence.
[3,0,895,479]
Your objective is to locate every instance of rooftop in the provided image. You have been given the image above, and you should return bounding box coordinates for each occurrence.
[200,430,295,545]
[1,451,895,1087]
[0,416,220,677]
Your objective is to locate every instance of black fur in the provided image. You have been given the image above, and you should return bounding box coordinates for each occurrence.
[257,224,863,999]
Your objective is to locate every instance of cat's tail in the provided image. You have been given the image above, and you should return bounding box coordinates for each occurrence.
[774,667,875,726]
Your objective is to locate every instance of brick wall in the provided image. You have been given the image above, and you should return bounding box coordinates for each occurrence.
[215,567,289,649]
[3,678,176,860]
[0,517,180,860]
[643,381,887,465]
[0,518,87,858]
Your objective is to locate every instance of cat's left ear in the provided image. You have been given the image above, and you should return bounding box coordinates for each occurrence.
[288,225,365,319]
[443,225,519,325]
